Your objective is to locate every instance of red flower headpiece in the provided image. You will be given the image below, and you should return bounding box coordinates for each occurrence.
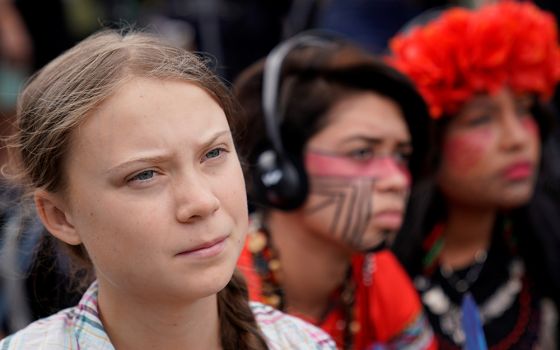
[388,1,560,119]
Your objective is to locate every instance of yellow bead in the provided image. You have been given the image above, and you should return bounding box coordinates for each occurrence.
[248,231,267,253]
[268,259,281,271]
[265,294,281,308]
[349,321,361,334]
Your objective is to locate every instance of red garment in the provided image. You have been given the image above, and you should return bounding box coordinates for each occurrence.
[238,243,437,349]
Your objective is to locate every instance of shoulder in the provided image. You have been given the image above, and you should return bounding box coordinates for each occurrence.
[356,251,417,293]
[0,307,78,349]
[367,250,417,290]
[250,302,336,350]
[365,251,420,309]
[356,251,434,344]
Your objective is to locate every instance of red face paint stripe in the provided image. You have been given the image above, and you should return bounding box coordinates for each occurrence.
[305,152,410,181]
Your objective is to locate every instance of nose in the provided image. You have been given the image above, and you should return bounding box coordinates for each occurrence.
[500,110,534,152]
[174,174,220,223]
[374,157,411,195]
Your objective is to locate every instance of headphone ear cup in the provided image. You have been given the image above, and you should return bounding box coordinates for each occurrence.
[250,148,308,211]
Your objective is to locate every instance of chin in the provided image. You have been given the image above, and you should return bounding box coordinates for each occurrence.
[193,270,235,299]
[192,257,239,296]
[498,189,535,209]
[354,230,391,252]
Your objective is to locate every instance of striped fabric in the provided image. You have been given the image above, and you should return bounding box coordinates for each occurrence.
[0,281,336,349]
[251,302,337,349]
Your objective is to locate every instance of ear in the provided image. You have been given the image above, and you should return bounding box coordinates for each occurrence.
[34,189,82,245]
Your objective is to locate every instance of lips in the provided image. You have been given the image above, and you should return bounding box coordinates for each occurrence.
[176,235,229,258]
[503,161,534,181]
[373,209,404,231]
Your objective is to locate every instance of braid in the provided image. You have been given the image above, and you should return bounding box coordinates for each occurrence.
[218,269,269,350]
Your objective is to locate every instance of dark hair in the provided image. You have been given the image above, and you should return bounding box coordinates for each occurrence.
[234,42,431,203]
[10,29,267,349]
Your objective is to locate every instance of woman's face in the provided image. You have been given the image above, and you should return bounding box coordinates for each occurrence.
[53,77,248,303]
[300,91,412,251]
[438,88,541,209]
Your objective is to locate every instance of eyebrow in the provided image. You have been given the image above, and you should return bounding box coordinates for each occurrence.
[339,136,412,148]
[106,129,231,175]
[463,98,497,113]
[200,129,232,150]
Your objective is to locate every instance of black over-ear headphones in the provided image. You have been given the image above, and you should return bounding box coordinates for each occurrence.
[251,31,342,211]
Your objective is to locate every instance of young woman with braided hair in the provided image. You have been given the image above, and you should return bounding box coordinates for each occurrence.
[0,30,336,349]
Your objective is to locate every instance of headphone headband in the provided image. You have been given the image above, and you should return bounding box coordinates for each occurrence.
[252,30,345,211]
[262,30,342,156]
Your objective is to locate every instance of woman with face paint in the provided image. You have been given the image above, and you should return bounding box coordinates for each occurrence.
[235,38,437,349]
[0,30,337,349]
[389,2,560,349]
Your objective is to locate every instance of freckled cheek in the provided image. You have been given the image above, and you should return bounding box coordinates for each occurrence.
[442,130,492,172]
[218,172,248,226]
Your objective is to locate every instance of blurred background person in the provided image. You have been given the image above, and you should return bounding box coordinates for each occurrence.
[0,0,32,67]
[0,0,82,339]
[235,32,436,349]
[315,0,447,54]
[389,2,560,348]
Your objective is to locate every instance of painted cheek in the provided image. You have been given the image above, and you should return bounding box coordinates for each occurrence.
[398,164,412,186]
[442,130,492,172]
[305,152,363,177]
[522,117,540,139]
[306,176,374,249]
[372,157,411,186]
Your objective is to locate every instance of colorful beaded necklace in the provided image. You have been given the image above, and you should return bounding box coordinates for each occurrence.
[247,223,358,349]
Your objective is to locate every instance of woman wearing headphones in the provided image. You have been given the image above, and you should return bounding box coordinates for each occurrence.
[235,34,437,349]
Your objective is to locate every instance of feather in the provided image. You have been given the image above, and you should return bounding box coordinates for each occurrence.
[461,293,488,350]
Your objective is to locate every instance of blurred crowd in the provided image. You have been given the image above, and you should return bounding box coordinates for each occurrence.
[1,0,559,94]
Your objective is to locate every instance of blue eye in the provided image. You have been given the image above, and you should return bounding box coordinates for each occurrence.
[205,148,225,159]
[130,170,156,182]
